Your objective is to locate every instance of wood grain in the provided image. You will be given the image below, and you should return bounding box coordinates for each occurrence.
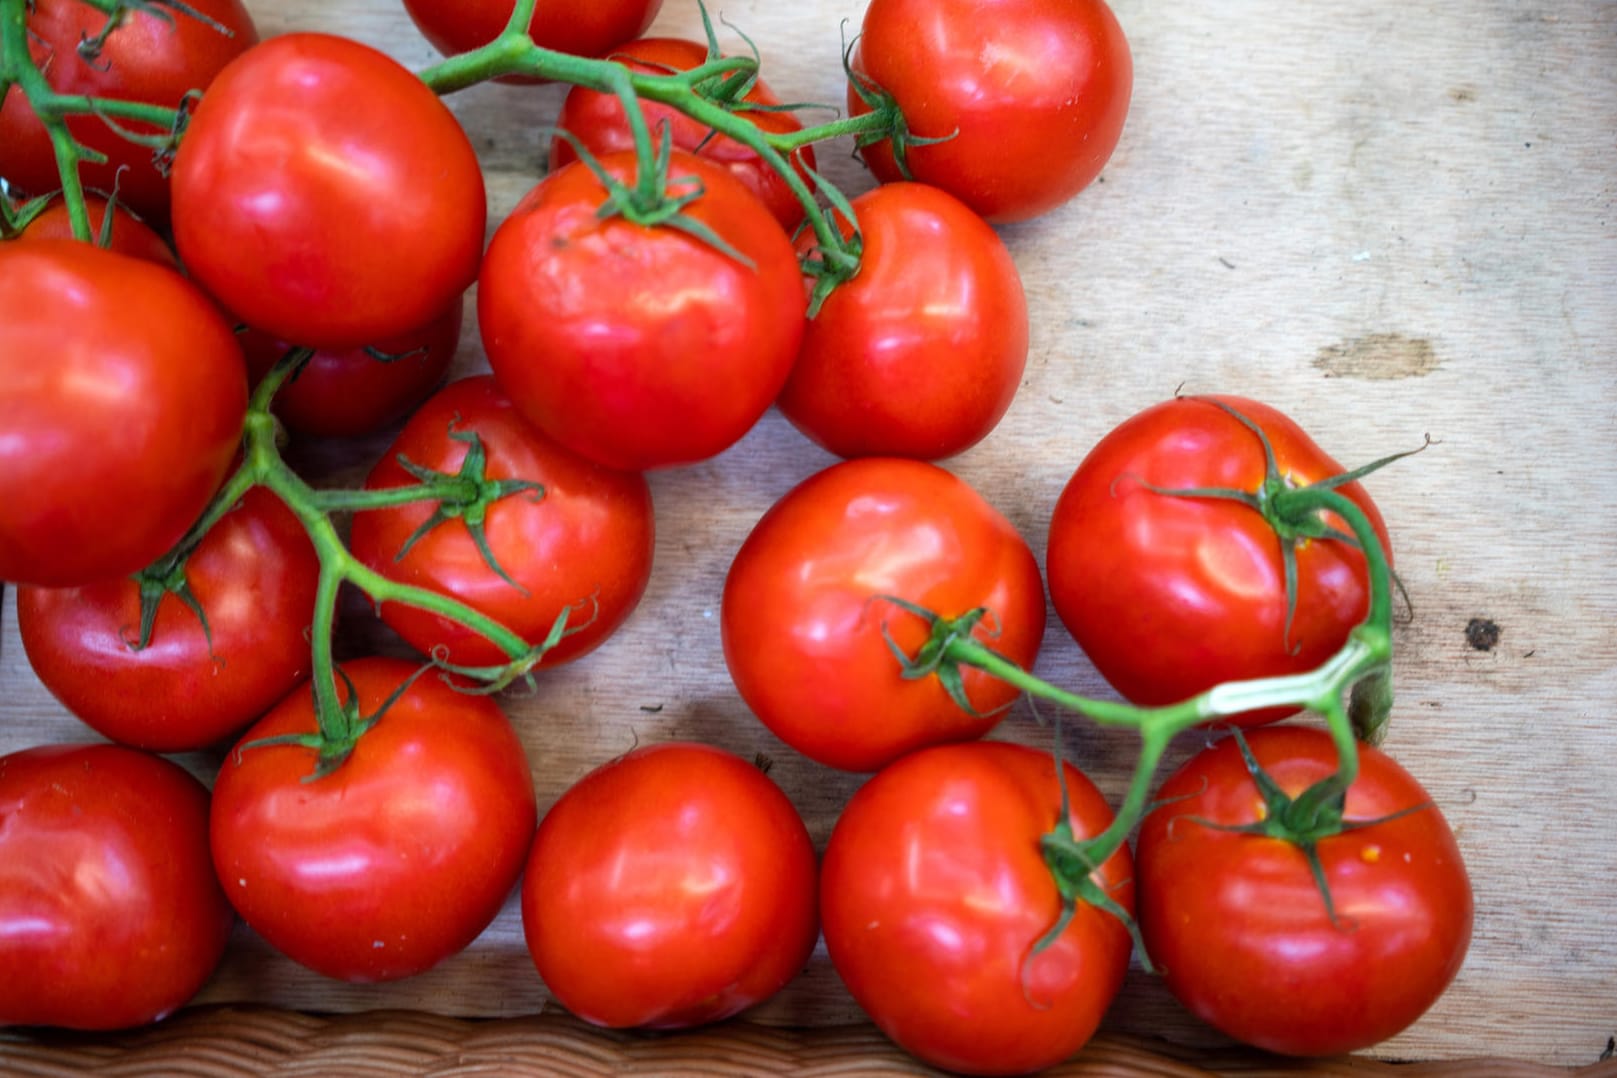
[2,0,1614,1068]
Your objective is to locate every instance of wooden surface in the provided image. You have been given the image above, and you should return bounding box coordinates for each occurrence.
[3,0,1615,1068]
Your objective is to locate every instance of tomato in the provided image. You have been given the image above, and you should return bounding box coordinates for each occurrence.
[1136,727,1473,1055]
[0,240,246,587]
[0,743,234,1030]
[401,0,663,77]
[18,487,320,753]
[550,37,817,229]
[348,375,655,668]
[521,742,818,1029]
[11,192,177,266]
[240,298,463,439]
[779,182,1028,460]
[1046,396,1393,724]
[721,458,1044,772]
[479,150,804,471]
[171,33,486,350]
[848,0,1132,223]
[0,0,258,225]
[821,740,1134,1075]
[210,657,536,982]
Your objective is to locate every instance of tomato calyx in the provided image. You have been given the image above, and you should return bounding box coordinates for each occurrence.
[386,427,546,596]
[75,2,238,65]
[878,595,1015,718]
[239,661,434,780]
[842,31,956,184]
[1171,728,1436,925]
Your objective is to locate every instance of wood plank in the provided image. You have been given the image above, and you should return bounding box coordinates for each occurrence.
[3,0,1613,1065]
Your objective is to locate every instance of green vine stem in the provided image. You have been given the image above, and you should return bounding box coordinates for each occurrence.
[0,0,184,240]
[893,482,1394,879]
[214,347,556,746]
[415,0,880,278]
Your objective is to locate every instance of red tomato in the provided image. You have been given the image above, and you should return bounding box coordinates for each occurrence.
[721,458,1045,772]
[779,182,1028,460]
[171,33,486,350]
[1045,396,1393,724]
[348,375,655,668]
[1136,727,1473,1056]
[550,37,817,229]
[0,240,246,587]
[522,742,819,1028]
[12,192,177,266]
[848,0,1132,223]
[18,487,320,752]
[0,0,259,224]
[210,657,537,982]
[402,0,663,76]
[0,743,234,1030]
[479,150,804,471]
[240,298,463,439]
[821,740,1134,1075]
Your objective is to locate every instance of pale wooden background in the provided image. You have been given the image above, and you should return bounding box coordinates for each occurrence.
[2,0,1614,1065]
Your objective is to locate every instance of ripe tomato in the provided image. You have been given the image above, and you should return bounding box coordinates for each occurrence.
[721,458,1045,772]
[240,298,463,439]
[402,0,663,76]
[1136,727,1473,1056]
[210,658,537,982]
[848,0,1132,223]
[1045,396,1393,724]
[550,37,817,229]
[479,150,804,471]
[0,240,246,587]
[0,0,259,225]
[11,192,177,266]
[18,487,320,753]
[521,742,818,1029]
[778,182,1028,460]
[348,375,655,668]
[0,743,234,1030]
[171,33,486,350]
[821,740,1134,1075]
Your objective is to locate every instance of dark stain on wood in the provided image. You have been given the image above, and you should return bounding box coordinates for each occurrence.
[1315,333,1440,380]
[1465,617,1501,652]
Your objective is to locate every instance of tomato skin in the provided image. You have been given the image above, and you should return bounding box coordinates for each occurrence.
[209,658,537,982]
[550,37,817,229]
[821,741,1134,1075]
[779,182,1028,460]
[0,743,234,1030]
[0,0,258,225]
[0,241,246,587]
[348,375,655,668]
[1045,396,1392,725]
[722,458,1045,772]
[171,33,486,350]
[521,742,818,1029]
[240,298,463,439]
[18,488,320,752]
[12,193,178,266]
[1136,727,1473,1056]
[849,0,1131,223]
[478,150,804,471]
[402,0,663,76]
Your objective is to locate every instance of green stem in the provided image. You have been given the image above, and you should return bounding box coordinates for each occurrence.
[935,485,1394,867]
[417,26,856,266]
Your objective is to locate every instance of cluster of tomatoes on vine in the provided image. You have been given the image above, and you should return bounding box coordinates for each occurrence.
[0,0,1472,1073]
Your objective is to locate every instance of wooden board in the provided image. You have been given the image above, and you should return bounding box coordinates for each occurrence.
[3,0,1615,1067]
